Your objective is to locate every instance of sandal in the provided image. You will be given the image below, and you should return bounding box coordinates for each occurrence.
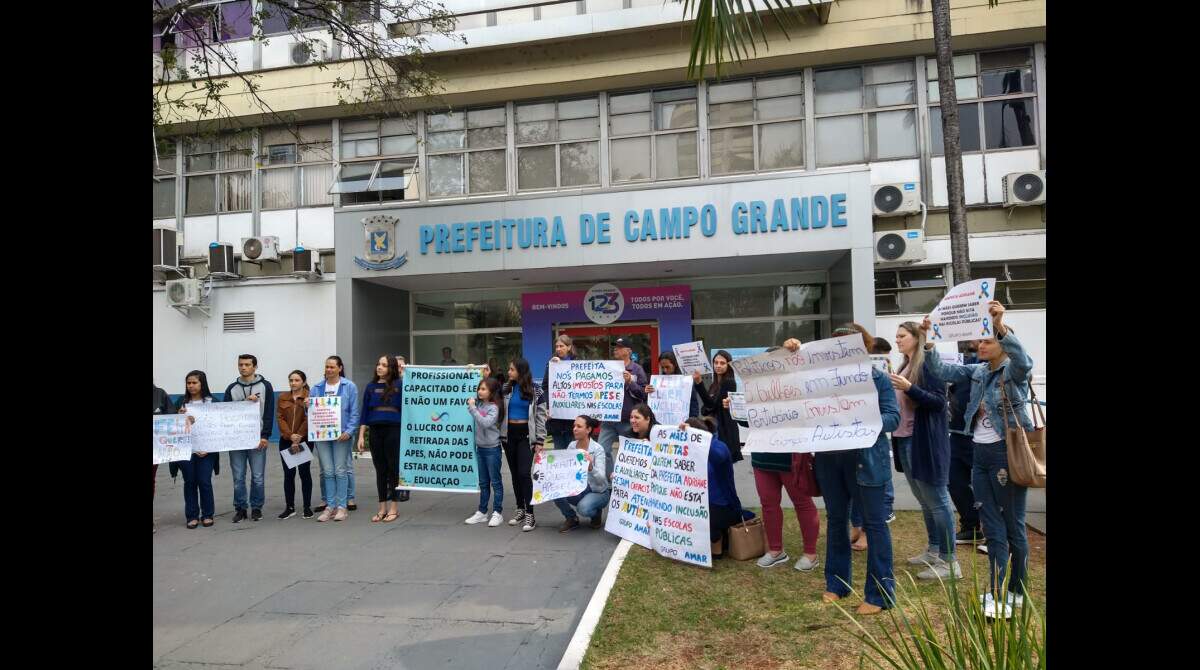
[186,520,199,529]
[382,512,399,523]
[371,512,385,523]
[201,518,214,527]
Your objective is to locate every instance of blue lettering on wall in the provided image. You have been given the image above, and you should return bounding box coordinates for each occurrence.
[436,224,451,253]
[533,217,549,247]
[640,209,658,241]
[791,197,808,230]
[580,214,596,245]
[749,201,768,234]
[731,202,748,235]
[831,193,847,227]
[771,199,789,232]
[661,207,682,239]
[623,211,639,242]
[481,220,494,250]
[419,225,434,254]
[597,212,612,244]
[811,195,829,229]
[502,219,516,249]
[700,204,717,237]
[682,206,699,238]
[551,216,567,246]
[518,218,533,249]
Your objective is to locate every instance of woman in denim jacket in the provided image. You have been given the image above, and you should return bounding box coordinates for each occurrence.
[920,301,1033,619]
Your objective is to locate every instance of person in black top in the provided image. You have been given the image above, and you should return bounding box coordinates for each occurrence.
[692,350,742,462]
[357,355,405,523]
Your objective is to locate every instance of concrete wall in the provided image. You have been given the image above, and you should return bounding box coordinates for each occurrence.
[349,280,412,385]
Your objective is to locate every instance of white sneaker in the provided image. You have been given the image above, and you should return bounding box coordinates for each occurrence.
[465,511,489,525]
[907,549,938,566]
[488,511,503,527]
[1007,592,1025,609]
[793,555,819,571]
[981,593,1012,619]
[917,559,963,580]
[756,551,790,568]
[976,544,989,555]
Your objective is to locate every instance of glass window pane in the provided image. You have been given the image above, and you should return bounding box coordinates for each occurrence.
[708,80,754,104]
[876,292,900,315]
[756,74,803,98]
[330,162,376,193]
[898,266,945,288]
[186,153,216,172]
[874,271,898,289]
[710,126,754,175]
[467,107,506,128]
[956,77,978,99]
[558,117,600,140]
[353,139,379,158]
[926,54,978,80]
[978,48,1031,70]
[219,171,252,212]
[427,111,465,131]
[427,130,465,151]
[517,120,555,144]
[983,99,1036,149]
[610,112,651,135]
[609,92,650,114]
[186,175,216,215]
[381,134,417,155]
[1007,282,1046,308]
[656,100,697,130]
[864,61,914,85]
[927,81,939,103]
[610,136,650,182]
[381,117,417,135]
[655,132,698,179]
[266,144,295,165]
[517,102,556,122]
[759,121,803,170]
[153,178,175,218]
[343,119,378,135]
[693,320,820,350]
[261,168,295,209]
[897,288,945,314]
[428,154,463,196]
[1006,263,1045,280]
[468,150,506,193]
[558,98,599,119]
[560,141,599,187]
[653,87,696,103]
[980,67,1033,97]
[708,101,754,125]
[413,332,523,369]
[299,141,332,163]
[815,115,864,166]
[371,161,411,197]
[301,164,334,206]
[866,82,915,107]
[869,109,917,160]
[970,262,1008,279]
[518,145,557,190]
[757,95,803,120]
[814,68,863,114]
[928,103,981,155]
[467,126,506,149]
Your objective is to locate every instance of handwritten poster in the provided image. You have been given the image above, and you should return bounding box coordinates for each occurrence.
[397,366,479,493]
[928,278,997,342]
[727,392,747,421]
[153,415,192,464]
[710,346,769,392]
[280,443,314,469]
[648,374,691,426]
[604,430,713,568]
[307,396,342,442]
[548,360,625,422]
[531,449,588,504]
[188,402,263,453]
[672,340,713,375]
[731,334,883,454]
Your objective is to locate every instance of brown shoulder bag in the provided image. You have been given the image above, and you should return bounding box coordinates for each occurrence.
[998,379,1046,488]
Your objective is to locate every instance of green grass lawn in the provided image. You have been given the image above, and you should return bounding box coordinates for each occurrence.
[582,510,1046,670]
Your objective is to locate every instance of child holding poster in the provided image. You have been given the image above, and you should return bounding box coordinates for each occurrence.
[552,415,610,532]
[465,377,505,527]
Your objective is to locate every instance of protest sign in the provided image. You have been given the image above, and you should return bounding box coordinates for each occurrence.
[153,415,192,464]
[188,401,263,453]
[731,335,883,454]
[604,430,712,568]
[280,442,314,469]
[648,374,691,426]
[710,347,769,392]
[531,448,588,504]
[307,396,342,442]
[397,366,479,493]
[672,340,713,375]
[928,278,997,343]
[933,341,964,366]
[727,392,747,421]
[869,355,893,374]
[548,360,625,422]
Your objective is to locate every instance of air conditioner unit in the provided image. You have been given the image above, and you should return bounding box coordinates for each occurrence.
[1003,170,1046,206]
[874,230,927,264]
[153,227,179,270]
[292,246,322,276]
[208,242,238,276]
[166,278,202,307]
[241,236,280,263]
[290,40,329,65]
[872,182,921,217]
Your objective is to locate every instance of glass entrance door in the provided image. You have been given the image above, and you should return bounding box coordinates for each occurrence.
[556,323,660,376]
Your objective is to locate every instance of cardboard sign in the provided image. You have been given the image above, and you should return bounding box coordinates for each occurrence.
[672,340,713,375]
[188,401,263,453]
[153,415,192,464]
[531,448,589,504]
[548,360,625,422]
[648,374,691,427]
[307,396,342,442]
[397,366,479,493]
[928,278,997,343]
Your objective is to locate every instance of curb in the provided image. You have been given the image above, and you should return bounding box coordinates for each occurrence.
[557,539,633,670]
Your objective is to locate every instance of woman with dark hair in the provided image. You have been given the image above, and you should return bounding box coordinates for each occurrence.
[541,334,578,450]
[692,350,743,462]
[502,358,547,531]
[358,355,404,523]
[645,351,702,419]
[312,355,360,522]
[175,370,220,528]
[626,403,658,440]
[552,415,610,532]
[275,370,313,520]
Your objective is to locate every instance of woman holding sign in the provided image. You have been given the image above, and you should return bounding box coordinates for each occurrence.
[552,415,610,532]
[502,358,547,532]
[312,356,361,523]
[358,356,404,524]
[541,334,579,451]
[920,302,1034,619]
[692,350,743,462]
[275,370,314,520]
[175,371,219,528]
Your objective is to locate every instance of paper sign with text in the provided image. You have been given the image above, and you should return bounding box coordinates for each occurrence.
[153,415,192,464]
[648,374,691,426]
[672,340,713,375]
[548,360,625,422]
[397,366,479,493]
[731,335,883,454]
[188,402,263,453]
[280,443,314,469]
[710,347,769,392]
[307,396,342,442]
[606,437,655,548]
[531,448,589,504]
[727,392,747,421]
[928,278,997,343]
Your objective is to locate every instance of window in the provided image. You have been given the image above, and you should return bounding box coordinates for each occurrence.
[425,108,507,197]
[165,0,255,48]
[260,0,327,35]
[184,133,251,215]
[708,74,804,175]
[926,47,1037,154]
[813,61,918,166]
[516,97,601,190]
[153,138,176,219]
[259,124,334,209]
[970,261,1046,309]
[692,284,823,320]
[874,267,947,315]
[332,118,419,205]
[609,87,698,183]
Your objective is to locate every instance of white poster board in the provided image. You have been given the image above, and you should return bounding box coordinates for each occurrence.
[731,335,883,454]
[928,278,997,343]
[727,392,747,421]
[530,448,589,504]
[606,436,654,548]
[188,402,263,453]
[153,415,192,464]
[648,375,691,426]
[672,340,713,375]
[280,443,314,469]
[308,396,343,442]
[547,360,625,421]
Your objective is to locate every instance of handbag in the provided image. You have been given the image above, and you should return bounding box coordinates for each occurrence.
[726,516,766,561]
[998,378,1046,488]
[794,452,821,497]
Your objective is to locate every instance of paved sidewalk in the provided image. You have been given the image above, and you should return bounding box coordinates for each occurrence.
[153,454,618,669]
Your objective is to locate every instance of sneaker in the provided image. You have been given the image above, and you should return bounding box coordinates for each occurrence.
[232,508,248,524]
[885,512,896,524]
[558,517,580,533]
[981,593,1013,620]
[333,507,348,522]
[251,508,263,521]
[313,504,327,513]
[917,559,963,580]
[757,551,790,568]
[955,529,982,545]
[278,507,296,520]
[521,511,537,532]
[589,516,603,529]
[509,508,526,526]
[488,511,503,527]
[1007,593,1025,609]
[465,511,489,525]
[794,555,819,572]
[302,507,314,519]
[976,544,988,555]
[907,549,938,566]
[317,507,335,522]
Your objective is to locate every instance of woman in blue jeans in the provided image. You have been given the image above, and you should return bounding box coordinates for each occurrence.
[311,356,360,523]
[921,301,1034,619]
[465,376,505,527]
[174,370,219,528]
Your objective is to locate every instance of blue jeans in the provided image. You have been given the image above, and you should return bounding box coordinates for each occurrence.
[318,450,356,504]
[179,452,217,521]
[476,447,503,514]
[315,440,352,509]
[850,478,894,527]
[554,489,611,520]
[897,436,956,561]
[815,451,895,608]
[973,440,1029,596]
[227,447,266,510]
[598,421,630,480]
[949,433,980,532]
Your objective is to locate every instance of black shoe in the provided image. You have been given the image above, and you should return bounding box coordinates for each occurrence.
[589,516,603,530]
[302,507,314,519]
[313,504,327,513]
[251,508,263,521]
[278,507,296,520]
[559,517,580,533]
[521,511,537,532]
[398,491,411,502]
[955,528,982,544]
[347,500,357,511]
[232,508,248,523]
